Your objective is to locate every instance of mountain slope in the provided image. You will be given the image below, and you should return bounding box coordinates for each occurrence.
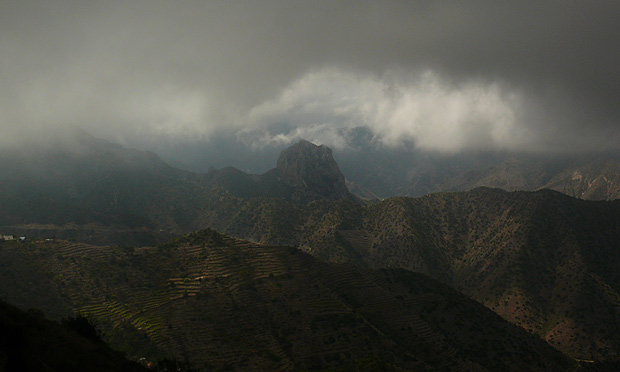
[0,129,203,233]
[543,159,620,200]
[0,300,147,372]
[0,231,574,372]
[182,187,620,360]
[0,132,355,245]
[309,188,620,360]
[4,131,620,361]
[438,157,558,193]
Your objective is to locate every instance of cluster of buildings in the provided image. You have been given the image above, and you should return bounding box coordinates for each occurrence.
[1,234,26,241]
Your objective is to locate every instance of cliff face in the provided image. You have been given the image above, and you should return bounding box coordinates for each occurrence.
[275,140,350,203]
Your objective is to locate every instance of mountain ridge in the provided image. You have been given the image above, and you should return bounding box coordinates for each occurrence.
[0,132,356,244]
[0,230,576,371]
[2,130,620,361]
[174,186,620,359]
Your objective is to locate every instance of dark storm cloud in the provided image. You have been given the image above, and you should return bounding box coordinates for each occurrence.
[1,0,618,152]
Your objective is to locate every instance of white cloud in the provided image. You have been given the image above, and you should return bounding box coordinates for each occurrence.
[126,89,211,139]
[239,123,351,151]
[239,69,525,152]
[2,1,618,155]
[369,72,524,151]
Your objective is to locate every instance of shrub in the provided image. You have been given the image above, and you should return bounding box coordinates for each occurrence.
[61,314,102,343]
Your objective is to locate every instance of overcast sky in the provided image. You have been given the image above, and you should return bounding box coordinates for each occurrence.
[2,0,619,161]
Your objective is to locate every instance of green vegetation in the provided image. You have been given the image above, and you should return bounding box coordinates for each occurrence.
[159,228,229,249]
[61,314,103,343]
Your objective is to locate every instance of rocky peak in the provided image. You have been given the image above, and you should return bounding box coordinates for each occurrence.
[275,140,350,203]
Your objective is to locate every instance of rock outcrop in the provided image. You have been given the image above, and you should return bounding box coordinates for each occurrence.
[275,140,351,203]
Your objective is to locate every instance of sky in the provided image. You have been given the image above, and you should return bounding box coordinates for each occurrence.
[1,0,619,169]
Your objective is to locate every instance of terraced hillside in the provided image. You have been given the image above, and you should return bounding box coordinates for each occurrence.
[190,188,620,361]
[0,231,574,371]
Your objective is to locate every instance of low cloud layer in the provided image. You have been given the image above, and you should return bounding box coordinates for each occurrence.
[1,1,619,155]
[240,70,523,152]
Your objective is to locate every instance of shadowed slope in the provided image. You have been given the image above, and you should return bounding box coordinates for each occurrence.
[322,188,620,360]
[0,300,147,372]
[0,230,573,372]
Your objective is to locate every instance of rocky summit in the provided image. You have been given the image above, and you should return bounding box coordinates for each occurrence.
[275,140,351,204]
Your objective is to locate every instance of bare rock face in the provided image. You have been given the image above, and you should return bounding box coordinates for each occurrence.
[542,159,620,200]
[275,140,350,203]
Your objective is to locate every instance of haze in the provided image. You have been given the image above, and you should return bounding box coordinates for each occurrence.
[2,0,619,171]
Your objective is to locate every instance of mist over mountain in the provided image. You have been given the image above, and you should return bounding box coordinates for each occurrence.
[3,1,620,193]
[0,130,357,244]
[0,129,197,233]
[3,2,620,371]
[4,125,620,206]
[336,146,620,200]
[3,130,620,365]
[135,126,620,201]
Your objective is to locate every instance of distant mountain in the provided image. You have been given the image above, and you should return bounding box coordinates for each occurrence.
[0,130,355,244]
[334,146,489,198]
[274,140,351,203]
[543,158,620,200]
[433,156,620,201]
[337,148,620,201]
[345,179,381,200]
[202,139,354,203]
[438,156,560,193]
[0,230,574,372]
